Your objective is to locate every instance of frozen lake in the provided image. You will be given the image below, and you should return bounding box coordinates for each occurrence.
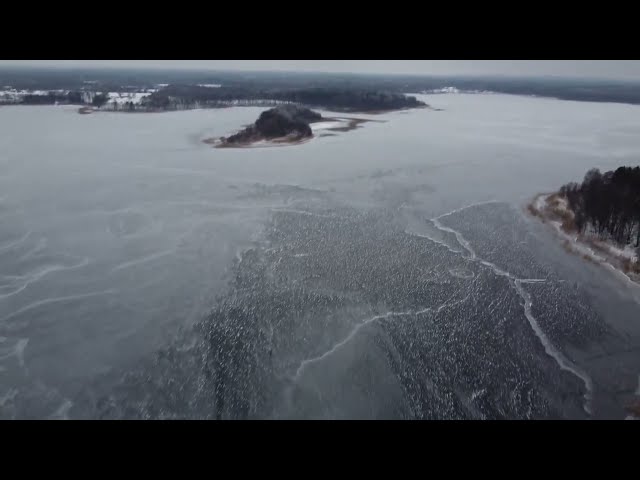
[1,94,640,419]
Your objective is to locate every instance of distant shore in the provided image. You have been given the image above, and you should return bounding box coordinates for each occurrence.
[73,105,423,116]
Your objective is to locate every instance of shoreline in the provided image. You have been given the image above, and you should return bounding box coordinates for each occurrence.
[71,104,428,116]
[206,135,314,149]
[527,192,640,287]
[528,193,640,420]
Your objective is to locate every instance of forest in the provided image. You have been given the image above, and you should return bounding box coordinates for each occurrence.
[6,66,640,106]
[144,85,426,112]
[560,166,640,247]
[8,66,640,111]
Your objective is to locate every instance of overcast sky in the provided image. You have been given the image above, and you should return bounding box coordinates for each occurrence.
[2,60,640,80]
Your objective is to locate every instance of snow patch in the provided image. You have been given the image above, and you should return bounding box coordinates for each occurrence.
[310,120,349,131]
[422,87,495,95]
[107,91,152,105]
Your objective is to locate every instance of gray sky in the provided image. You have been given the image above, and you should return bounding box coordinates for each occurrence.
[2,60,640,80]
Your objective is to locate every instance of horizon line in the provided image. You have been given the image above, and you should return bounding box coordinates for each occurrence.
[0,63,635,84]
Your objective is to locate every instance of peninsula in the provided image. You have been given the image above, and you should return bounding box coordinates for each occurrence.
[528,167,640,285]
[205,105,371,148]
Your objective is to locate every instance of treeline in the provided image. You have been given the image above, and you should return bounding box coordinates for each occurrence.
[9,85,426,113]
[19,91,117,108]
[8,67,640,107]
[20,91,90,105]
[560,166,640,246]
[21,93,70,104]
[269,88,425,111]
[145,86,425,112]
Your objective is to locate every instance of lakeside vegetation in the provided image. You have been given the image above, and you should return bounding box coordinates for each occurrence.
[559,167,640,248]
[144,85,425,112]
[528,166,640,278]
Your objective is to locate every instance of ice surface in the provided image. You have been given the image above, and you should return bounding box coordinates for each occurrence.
[2,94,640,418]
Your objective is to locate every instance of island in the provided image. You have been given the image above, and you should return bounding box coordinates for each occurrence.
[528,166,640,284]
[204,105,372,148]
